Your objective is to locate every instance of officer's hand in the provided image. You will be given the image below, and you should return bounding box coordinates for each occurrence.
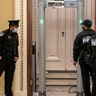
[14,57,18,62]
[73,60,77,66]
[0,56,2,60]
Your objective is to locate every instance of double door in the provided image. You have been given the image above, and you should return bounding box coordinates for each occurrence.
[45,7,77,70]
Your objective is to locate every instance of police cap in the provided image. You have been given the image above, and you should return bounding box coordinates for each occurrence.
[81,19,92,28]
[8,20,20,27]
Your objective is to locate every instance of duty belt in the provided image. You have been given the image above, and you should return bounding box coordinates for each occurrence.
[2,50,13,58]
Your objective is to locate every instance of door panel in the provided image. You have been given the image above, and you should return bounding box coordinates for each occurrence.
[45,7,76,70]
[65,8,77,70]
[46,8,65,70]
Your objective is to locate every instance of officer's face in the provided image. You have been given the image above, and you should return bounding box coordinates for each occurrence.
[9,25,15,32]
[12,25,19,33]
[15,25,19,29]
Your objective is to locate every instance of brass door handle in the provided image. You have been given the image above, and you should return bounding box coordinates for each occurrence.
[62,32,64,37]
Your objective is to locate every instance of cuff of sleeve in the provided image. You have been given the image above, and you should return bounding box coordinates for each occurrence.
[73,58,78,62]
[14,55,19,57]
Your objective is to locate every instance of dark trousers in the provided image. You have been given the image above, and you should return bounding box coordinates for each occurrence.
[92,59,96,96]
[0,55,15,96]
[79,62,92,96]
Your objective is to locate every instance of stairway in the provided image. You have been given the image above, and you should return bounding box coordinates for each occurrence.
[36,71,77,92]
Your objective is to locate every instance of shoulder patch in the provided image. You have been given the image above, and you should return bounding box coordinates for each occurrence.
[82,36,91,44]
[0,32,4,36]
[91,39,96,46]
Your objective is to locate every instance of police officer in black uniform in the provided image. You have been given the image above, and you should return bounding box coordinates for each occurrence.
[73,19,96,96]
[0,20,19,96]
[88,34,96,96]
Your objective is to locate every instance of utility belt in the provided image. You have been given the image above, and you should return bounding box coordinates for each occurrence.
[79,50,90,64]
[79,50,94,65]
[2,50,13,59]
[79,50,88,57]
[80,50,95,58]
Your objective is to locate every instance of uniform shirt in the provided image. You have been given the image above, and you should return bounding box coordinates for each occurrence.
[0,29,19,57]
[73,29,96,62]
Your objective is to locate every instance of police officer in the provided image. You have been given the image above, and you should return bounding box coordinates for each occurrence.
[73,19,96,96]
[0,20,19,96]
[88,34,96,96]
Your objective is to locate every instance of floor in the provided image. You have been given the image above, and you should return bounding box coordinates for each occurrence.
[33,86,77,96]
[33,92,76,96]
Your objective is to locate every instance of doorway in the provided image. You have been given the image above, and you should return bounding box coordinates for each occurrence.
[45,7,77,71]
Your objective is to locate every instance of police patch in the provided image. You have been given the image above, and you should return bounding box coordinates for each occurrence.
[82,36,91,44]
[91,39,96,46]
[0,32,4,36]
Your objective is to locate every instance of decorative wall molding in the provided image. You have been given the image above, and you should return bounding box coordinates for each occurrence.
[14,0,27,95]
[14,0,21,91]
[32,0,39,72]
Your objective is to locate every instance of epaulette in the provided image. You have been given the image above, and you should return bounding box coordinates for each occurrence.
[0,32,4,36]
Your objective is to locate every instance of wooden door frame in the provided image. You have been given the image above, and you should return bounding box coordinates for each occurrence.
[27,0,33,96]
